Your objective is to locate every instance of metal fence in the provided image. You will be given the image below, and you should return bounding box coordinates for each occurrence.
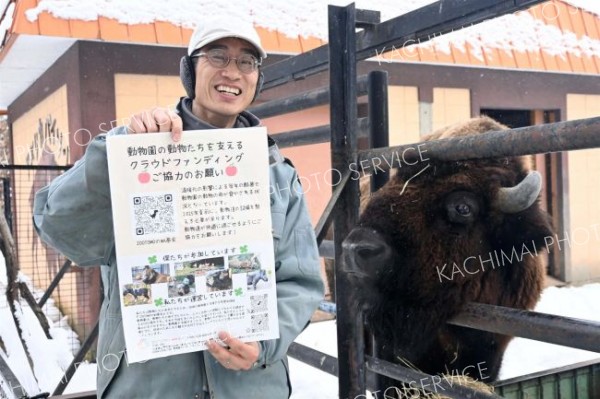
[253,1,600,398]
[0,165,101,397]
[3,1,600,398]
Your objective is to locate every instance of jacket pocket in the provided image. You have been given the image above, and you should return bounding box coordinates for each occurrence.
[271,210,285,255]
[294,227,320,276]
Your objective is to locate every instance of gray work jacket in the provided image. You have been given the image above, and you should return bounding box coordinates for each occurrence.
[33,119,324,398]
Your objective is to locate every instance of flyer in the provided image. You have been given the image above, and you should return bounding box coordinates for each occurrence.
[106,127,279,363]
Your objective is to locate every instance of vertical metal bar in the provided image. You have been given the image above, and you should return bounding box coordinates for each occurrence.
[368,70,390,193]
[0,353,22,399]
[367,70,389,395]
[2,178,12,234]
[38,259,72,308]
[329,4,364,399]
[52,320,99,396]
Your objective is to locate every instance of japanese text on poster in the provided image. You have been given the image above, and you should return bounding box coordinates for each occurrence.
[106,127,279,363]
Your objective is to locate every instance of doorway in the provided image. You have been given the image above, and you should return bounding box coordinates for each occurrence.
[480,108,566,281]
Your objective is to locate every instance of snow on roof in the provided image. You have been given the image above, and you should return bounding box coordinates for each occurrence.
[22,0,438,39]
[412,10,600,61]
[21,0,600,61]
[0,1,14,47]
[563,0,600,16]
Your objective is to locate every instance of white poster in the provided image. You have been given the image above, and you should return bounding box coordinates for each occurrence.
[106,127,279,363]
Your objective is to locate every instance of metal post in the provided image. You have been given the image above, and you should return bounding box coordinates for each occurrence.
[368,71,389,193]
[38,259,72,308]
[52,320,99,396]
[329,4,364,399]
[2,178,11,234]
[366,70,389,395]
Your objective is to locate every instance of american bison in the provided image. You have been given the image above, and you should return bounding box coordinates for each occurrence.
[342,116,553,382]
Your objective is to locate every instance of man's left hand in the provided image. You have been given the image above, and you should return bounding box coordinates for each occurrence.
[206,331,260,371]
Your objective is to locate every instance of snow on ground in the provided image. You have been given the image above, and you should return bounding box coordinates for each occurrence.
[289,283,600,398]
[499,283,600,379]
[0,285,77,394]
[0,251,80,396]
[0,297,41,397]
[5,281,599,397]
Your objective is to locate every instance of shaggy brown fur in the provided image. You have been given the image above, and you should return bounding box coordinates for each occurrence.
[343,116,553,383]
[141,266,171,284]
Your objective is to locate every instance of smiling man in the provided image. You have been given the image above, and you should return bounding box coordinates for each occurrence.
[33,17,324,399]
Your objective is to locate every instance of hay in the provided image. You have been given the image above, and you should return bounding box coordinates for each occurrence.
[381,358,496,399]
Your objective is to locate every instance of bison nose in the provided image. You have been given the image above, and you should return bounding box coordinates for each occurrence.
[342,227,391,273]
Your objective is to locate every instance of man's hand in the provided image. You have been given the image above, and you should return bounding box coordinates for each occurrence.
[127,107,182,141]
[206,331,261,371]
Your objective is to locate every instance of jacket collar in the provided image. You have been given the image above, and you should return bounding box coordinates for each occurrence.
[177,97,261,130]
[176,97,284,166]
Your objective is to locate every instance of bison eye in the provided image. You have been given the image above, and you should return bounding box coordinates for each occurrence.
[456,203,471,216]
[444,191,480,225]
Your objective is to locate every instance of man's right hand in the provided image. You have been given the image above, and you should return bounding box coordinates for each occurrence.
[127,107,183,142]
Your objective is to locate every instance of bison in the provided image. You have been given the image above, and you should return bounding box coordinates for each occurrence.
[341,116,553,383]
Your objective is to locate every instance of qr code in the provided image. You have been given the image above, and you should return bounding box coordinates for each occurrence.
[132,193,176,236]
[251,313,269,333]
[250,294,268,313]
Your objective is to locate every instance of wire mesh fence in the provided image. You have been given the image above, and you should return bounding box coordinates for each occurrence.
[1,166,101,361]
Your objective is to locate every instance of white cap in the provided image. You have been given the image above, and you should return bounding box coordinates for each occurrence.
[187,18,267,59]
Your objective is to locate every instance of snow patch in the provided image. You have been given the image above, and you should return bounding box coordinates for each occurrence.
[400,11,600,62]
[563,0,600,16]
[23,0,437,39]
[0,305,41,396]
[22,0,600,60]
[0,250,81,394]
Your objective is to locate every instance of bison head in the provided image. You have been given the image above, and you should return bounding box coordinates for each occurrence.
[342,116,553,380]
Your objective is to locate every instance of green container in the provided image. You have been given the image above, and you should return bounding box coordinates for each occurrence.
[494,359,600,399]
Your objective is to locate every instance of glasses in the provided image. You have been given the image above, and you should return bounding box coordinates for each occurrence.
[192,48,262,74]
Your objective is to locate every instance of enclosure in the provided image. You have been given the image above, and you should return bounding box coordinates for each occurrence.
[0,0,600,398]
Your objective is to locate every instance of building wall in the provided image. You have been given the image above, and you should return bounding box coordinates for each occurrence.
[12,85,70,166]
[261,85,475,227]
[388,86,420,145]
[566,93,600,282]
[432,88,471,131]
[9,85,88,336]
[114,74,184,124]
[263,105,331,226]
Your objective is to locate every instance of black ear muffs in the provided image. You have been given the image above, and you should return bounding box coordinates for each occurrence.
[180,55,196,99]
[253,71,264,102]
[179,55,264,102]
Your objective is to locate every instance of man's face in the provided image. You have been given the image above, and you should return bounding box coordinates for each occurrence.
[192,37,260,128]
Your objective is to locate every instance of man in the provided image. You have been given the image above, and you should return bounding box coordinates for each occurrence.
[33,17,324,399]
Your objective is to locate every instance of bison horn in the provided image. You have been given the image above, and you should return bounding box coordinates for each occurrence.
[494,171,542,214]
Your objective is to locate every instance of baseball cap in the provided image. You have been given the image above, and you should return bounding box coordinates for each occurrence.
[187,18,267,59]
